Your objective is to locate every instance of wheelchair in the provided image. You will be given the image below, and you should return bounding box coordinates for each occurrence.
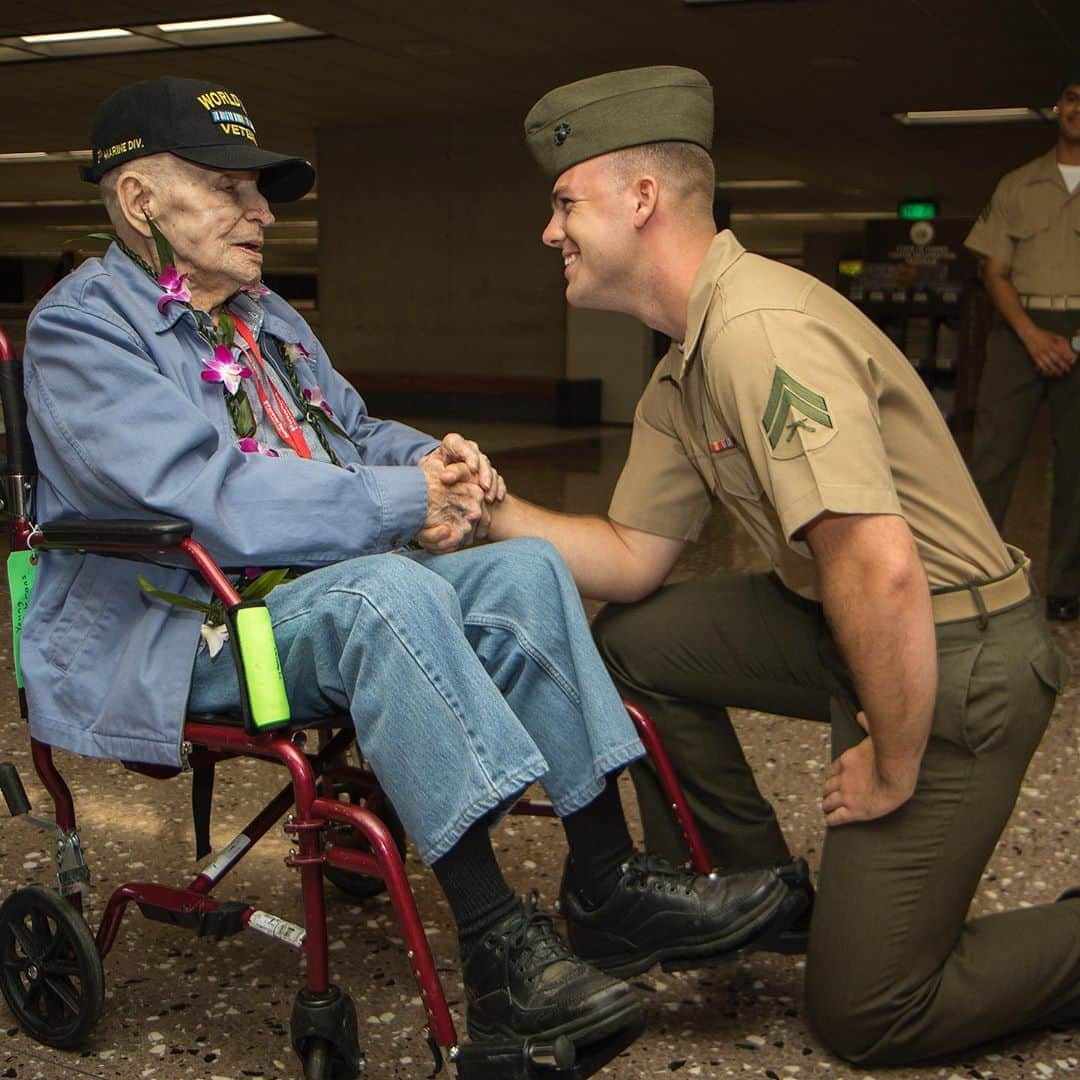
[0,326,718,1078]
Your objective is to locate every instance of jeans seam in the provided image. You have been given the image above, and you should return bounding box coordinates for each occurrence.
[465,613,582,708]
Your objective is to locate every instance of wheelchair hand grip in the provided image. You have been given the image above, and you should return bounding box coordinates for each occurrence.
[0,763,30,817]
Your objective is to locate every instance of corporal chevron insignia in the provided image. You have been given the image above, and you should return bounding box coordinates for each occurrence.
[761,366,833,451]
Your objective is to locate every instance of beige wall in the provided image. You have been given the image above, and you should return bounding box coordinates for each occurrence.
[317,120,566,380]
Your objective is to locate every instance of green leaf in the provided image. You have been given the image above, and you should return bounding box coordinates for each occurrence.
[239,567,291,602]
[145,215,175,273]
[72,232,116,248]
[226,388,257,438]
[216,309,236,348]
[137,574,213,614]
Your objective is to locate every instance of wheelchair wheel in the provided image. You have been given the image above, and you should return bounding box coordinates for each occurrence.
[323,785,407,900]
[0,886,104,1048]
[303,1037,330,1080]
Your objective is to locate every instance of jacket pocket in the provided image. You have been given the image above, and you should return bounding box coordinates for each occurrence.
[41,556,103,673]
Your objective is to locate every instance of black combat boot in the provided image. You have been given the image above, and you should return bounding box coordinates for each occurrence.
[559,852,797,978]
[462,894,645,1049]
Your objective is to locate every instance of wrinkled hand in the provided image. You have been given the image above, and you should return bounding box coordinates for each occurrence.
[427,432,507,506]
[821,712,918,826]
[1022,326,1077,377]
[414,455,485,554]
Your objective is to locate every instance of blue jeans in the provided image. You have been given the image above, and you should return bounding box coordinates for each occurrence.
[189,537,644,863]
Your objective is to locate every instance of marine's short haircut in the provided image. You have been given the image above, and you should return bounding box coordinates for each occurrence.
[608,141,716,216]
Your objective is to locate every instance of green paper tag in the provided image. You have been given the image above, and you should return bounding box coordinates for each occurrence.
[233,604,291,729]
[6,551,37,690]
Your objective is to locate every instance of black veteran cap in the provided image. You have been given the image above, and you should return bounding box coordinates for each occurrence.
[525,65,713,179]
[1060,69,1080,97]
[80,76,315,203]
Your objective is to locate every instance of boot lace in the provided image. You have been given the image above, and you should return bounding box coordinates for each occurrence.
[506,892,574,980]
[621,852,698,895]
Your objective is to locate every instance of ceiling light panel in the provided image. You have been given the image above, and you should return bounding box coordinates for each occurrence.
[1,17,324,62]
[894,107,1044,125]
[0,150,91,163]
[156,15,283,31]
[136,17,322,47]
[22,28,131,43]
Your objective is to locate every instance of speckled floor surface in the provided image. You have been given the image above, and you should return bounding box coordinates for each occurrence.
[0,410,1076,1080]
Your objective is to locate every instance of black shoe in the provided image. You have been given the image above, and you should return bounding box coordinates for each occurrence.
[462,894,645,1048]
[558,852,793,978]
[753,858,814,956]
[1046,595,1079,621]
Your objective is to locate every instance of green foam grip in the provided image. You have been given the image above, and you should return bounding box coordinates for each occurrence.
[233,603,291,730]
[6,551,37,690]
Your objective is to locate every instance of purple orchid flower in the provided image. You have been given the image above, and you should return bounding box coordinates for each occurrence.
[200,345,252,396]
[241,281,270,299]
[303,386,334,418]
[238,437,280,458]
[156,265,191,313]
[283,340,311,365]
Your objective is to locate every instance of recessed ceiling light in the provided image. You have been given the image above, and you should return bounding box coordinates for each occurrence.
[894,107,1044,125]
[715,179,806,190]
[157,15,282,32]
[22,28,131,43]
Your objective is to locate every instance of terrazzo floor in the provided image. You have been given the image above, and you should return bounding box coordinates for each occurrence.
[0,410,1076,1080]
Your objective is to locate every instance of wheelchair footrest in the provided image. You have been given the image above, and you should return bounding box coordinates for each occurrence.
[452,1014,644,1079]
[136,896,248,940]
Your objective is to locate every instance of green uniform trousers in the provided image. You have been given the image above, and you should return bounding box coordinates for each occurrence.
[593,572,1079,1065]
[972,311,1080,597]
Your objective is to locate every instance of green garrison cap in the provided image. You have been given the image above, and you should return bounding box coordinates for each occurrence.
[525,65,713,179]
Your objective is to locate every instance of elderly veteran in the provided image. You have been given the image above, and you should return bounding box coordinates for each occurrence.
[488,65,1080,1064]
[21,75,796,1063]
[965,68,1080,621]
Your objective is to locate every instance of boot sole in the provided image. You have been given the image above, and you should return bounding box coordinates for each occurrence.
[467,991,645,1050]
[581,878,792,979]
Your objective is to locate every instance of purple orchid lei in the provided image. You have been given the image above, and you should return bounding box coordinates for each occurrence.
[117,219,345,459]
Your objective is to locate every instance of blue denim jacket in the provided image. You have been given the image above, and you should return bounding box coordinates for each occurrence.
[20,243,438,765]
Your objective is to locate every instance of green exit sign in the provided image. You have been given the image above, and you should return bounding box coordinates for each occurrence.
[898,199,939,220]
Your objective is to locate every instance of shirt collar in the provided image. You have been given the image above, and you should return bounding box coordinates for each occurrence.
[678,229,745,377]
[103,242,277,338]
[1022,149,1069,191]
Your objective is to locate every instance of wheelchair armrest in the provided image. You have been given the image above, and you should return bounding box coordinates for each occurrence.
[38,517,194,551]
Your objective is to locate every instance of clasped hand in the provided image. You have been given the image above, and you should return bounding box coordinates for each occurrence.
[414,433,507,554]
[821,711,919,826]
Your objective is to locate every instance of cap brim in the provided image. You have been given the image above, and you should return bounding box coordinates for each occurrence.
[175,144,315,203]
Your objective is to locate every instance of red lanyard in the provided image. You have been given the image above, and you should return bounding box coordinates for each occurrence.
[232,316,312,459]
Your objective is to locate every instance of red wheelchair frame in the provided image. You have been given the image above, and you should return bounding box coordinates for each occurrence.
[0,326,711,1078]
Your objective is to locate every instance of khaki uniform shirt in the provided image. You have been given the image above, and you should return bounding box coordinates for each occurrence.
[964,149,1080,295]
[609,231,1011,601]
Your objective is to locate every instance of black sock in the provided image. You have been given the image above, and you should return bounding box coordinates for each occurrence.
[561,773,635,910]
[432,816,519,951]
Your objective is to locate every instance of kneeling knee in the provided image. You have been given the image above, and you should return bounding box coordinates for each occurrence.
[806,981,906,1066]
